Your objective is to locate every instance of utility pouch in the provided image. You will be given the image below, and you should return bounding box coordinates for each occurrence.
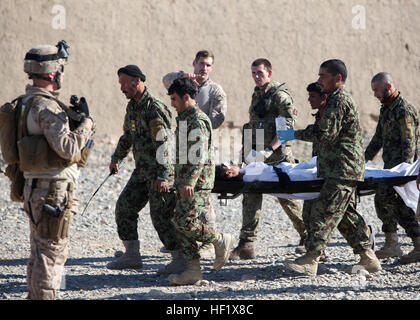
[17,135,50,172]
[76,139,94,168]
[0,98,21,164]
[17,135,72,172]
[36,181,74,241]
[4,163,24,202]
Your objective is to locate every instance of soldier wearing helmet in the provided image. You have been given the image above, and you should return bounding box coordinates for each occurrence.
[19,40,95,299]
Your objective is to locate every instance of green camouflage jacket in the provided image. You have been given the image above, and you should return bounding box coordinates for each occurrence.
[245,81,298,162]
[311,111,322,157]
[295,85,364,181]
[111,88,173,182]
[365,93,419,169]
[175,105,215,190]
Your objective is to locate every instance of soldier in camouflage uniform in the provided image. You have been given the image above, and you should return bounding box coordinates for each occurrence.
[166,78,235,285]
[230,58,306,260]
[107,65,180,271]
[162,50,227,254]
[278,59,381,276]
[20,42,95,299]
[302,82,327,260]
[365,72,420,264]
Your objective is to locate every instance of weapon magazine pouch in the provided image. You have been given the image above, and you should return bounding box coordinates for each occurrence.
[37,181,74,241]
[76,139,94,168]
[4,163,24,202]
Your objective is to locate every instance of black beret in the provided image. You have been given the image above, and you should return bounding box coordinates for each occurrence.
[117,65,146,82]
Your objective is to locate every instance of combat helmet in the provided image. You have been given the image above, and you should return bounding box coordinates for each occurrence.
[24,40,69,88]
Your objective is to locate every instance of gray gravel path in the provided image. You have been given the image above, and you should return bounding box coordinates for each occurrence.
[0,137,419,301]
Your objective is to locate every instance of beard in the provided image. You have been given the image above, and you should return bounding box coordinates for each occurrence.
[380,87,392,103]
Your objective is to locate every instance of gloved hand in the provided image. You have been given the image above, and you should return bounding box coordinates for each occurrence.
[276,128,295,144]
[78,97,90,116]
[245,148,273,164]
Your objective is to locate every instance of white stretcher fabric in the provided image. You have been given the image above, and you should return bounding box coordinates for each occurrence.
[240,157,420,213]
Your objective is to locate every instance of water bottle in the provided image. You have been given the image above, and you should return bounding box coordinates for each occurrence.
[275,116,287,151]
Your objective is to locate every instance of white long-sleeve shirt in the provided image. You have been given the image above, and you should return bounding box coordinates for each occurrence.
[162,72,227,129]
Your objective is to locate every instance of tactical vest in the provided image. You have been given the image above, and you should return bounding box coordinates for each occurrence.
[243,83,295,163]
[16,94,93,173]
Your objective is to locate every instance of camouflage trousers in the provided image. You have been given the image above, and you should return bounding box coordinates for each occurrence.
[302,199,316,236]
[23,178,76,300]
[115,169,179,251]
[374,184,420,238]
[305,178,372,256]
[173,189,217,260]
[240,193,306,242]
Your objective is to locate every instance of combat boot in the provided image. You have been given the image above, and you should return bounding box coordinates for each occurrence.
[212,233,235,270]
[355,248,382,273]
[157,250,188,275]
[114,250,123,258]
[400,236,420,264]
[199,243,215,258]
[283,252,319,276]
[168,258,202,285]
[229,239,255,260]
[106,240,143,270]
[375,232,403,259]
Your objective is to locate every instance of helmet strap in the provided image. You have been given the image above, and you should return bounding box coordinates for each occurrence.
[32,72,61,89]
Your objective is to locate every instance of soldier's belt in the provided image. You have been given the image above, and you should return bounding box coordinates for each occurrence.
[27,178,71,190]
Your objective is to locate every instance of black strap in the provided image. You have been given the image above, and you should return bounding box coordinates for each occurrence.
[27,178,38,224]
[25,52,63,62]
[253,83,288,119]
[273,166,291,184]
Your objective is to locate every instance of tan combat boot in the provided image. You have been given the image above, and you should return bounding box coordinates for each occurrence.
[400,236,420,264]
[168,258,202,285]
[355,248,382,273]
[213,233,235,270]
[157,250,188,275]
[199,243,215,258]
[106,240,143,270]
[283,252,319,276]
[229,239,255,260]
[375,232,403,259]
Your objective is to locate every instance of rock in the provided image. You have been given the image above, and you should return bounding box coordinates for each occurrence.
[241,274,256,282]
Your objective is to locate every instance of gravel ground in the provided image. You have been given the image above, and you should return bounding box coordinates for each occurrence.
[0,135,419,303]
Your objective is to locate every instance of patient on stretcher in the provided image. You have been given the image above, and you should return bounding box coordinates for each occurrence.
[216,157,420,212]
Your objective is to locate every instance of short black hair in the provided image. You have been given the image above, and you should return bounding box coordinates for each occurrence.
[306,82,323,95]
[167,78,198,99]
[371,72,393,85]
[215,165,242,182]
[320,59,347,83]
